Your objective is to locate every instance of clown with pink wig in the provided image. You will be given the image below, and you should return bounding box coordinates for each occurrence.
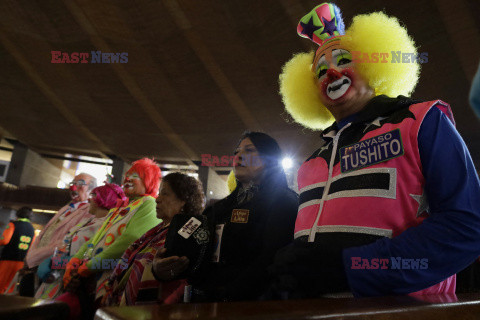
[270,2,480,298]
[35,183,126,300]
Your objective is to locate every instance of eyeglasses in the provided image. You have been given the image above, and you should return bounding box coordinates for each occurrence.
[69,179,87,187]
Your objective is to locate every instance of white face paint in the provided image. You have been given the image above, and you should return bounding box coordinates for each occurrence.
[123,172,146,197]
[69,175,91,202]
[312,39,374,121]
[326,76,352,100]
[315,47,354,101]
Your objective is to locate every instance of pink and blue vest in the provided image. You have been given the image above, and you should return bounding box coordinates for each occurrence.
[296,100,455,295]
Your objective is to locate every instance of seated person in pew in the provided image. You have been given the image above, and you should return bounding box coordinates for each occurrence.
[35,183,126,300]
[267,2,480,298]
[100,172,205,306]
[60,158,161,317]
[153,132,298,302]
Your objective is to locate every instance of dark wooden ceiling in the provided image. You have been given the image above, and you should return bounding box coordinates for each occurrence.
[0,0,479,168]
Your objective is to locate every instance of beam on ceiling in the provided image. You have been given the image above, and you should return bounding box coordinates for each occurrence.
[64,0,198,168]
[30,144,110,160]
[0,28,113,160]
[163,0,261,131]
[39,153,113,166]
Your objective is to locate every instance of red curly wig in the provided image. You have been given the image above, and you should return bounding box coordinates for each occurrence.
[126,158,161,197]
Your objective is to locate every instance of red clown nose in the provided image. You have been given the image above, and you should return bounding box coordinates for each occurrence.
[70,185,77,191]
[326,68,343,81]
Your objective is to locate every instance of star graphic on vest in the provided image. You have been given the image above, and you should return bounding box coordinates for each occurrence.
[321,16,337,37]
[363,116,388,133]
[322,130,337,139]
[299,16,320,40]
[318,141,332,155]
[410,192,430,218]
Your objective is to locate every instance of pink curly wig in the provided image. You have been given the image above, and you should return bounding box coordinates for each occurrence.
[126,158,161,197]
[91,183,127,210]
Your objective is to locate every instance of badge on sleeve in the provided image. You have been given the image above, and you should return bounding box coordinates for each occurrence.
[231,209,250,223]
[177,216,202,239]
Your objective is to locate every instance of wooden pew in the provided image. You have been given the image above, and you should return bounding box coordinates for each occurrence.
[0,294,69,320]
[94,293,480,320]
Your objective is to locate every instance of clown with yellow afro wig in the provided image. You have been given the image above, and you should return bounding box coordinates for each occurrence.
[280,3,420,130]
[268,2,480,299]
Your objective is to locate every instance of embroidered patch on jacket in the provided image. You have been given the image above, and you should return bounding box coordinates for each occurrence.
[193,228,210,245]
[178,217,202,239]
[339,129,404,173]
[231,209,249,223]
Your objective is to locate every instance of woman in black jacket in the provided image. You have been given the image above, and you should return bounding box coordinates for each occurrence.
[153,131,298,302]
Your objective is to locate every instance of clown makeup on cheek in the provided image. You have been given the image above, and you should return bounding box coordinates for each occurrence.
[69,178,88,202]
[321,68,354,101]
[315,47,355,101]
[123,172,147,197]
[309,38,374,121]
[334,49,353,67]
[123,173,140,188]
[315,56,329,79]
[126,173,140,180]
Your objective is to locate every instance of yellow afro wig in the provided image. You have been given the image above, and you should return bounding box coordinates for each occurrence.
[280,11,420,130]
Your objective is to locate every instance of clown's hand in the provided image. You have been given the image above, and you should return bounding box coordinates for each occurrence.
[64,272,82,293]
[77,261,93,278]
[267,241,349,299]
[152,248,189,281]
[63,257,82,288]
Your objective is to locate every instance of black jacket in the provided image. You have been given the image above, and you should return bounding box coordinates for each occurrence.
[191,182,298,301]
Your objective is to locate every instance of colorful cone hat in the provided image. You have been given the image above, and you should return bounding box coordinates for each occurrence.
[297,3,345,53]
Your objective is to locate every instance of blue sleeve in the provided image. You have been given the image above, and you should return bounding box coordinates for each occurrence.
[470,63,480,119]
[342,106,480,297]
